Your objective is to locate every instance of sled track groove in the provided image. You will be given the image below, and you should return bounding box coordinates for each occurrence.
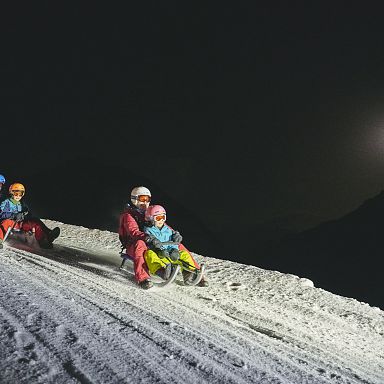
[1,247,381,384]
[6,250,324,382]
[1,249,271,383]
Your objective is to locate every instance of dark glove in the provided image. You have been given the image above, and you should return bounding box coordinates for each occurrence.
[146,236,163,250]
[169,248,180,261]
[172,231,183,243]
[159,249,170,259]
[13,212,25,222]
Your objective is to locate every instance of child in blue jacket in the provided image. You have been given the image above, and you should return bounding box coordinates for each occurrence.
[0,183,60,249]
[143,205,198,282]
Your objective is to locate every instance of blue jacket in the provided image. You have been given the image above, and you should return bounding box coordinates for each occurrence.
[144,224,178,251]
[0,198,29,220]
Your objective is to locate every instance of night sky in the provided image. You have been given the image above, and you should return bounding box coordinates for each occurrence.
[2,3,384,261]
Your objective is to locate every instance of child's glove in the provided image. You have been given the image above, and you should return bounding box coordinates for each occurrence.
[13,212,25,222]
[172,231,183,243]
[169,248,180,261]
[159,249,170,259]
[146,235,163,250]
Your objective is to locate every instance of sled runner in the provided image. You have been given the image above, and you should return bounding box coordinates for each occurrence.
[119,251,181,288]
[119,241,205,288]
[183,262,206,286]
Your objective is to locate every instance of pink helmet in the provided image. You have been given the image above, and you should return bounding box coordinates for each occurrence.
[145,205,166,222]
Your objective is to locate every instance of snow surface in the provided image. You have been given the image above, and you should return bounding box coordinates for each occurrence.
[0,219,383,384]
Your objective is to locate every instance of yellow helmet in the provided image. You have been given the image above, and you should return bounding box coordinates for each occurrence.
[9,183,25,196]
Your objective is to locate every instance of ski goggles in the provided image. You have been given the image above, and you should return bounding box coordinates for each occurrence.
[136,195,151,203]
[154,214,166,222]
[11,190,24,197]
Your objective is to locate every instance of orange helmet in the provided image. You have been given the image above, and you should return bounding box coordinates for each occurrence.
[9,183,26,196]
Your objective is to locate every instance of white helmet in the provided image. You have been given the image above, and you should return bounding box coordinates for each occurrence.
[130,186,151,208]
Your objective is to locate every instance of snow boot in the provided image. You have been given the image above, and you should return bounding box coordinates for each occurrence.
[139,279,153,290]
[182,269,197,285]
[155,263,173,280]
[197,276,209,287]
[38,239,53,249]
[47,227,60,243]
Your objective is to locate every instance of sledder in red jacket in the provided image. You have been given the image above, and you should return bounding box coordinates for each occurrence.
[119,186,155,289]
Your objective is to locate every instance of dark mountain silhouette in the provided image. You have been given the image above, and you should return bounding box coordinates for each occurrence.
[258,212,327,233]
[212,213,325,270]
[263,191,384,309]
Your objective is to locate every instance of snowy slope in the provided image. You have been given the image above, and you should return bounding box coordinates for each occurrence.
[0,220,383,384]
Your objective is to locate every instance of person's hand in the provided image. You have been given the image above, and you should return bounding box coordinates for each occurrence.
[169,248,180,261]
[145,234,154,244]
[159,249,170,259]
[13,212,25,222]
[146,236,163,250]
[152,238,163,250]
[172,231,183,243]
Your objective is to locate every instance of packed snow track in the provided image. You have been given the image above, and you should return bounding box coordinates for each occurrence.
[0,221,383,384]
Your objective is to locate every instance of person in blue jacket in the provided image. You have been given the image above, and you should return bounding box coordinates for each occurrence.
[0,182,60,249]
[144,204,207,285]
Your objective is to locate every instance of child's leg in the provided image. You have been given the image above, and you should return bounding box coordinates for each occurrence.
[21,219,48,241]
[179,243,200,269]
[177,250,197,271]
[144,249,170,275]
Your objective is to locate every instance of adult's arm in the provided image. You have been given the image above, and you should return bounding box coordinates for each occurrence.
[121,212,147,242]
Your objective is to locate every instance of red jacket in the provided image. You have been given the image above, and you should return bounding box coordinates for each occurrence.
[118,205,147,247]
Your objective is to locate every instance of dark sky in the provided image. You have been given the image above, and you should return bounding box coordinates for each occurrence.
[2,2,384,241]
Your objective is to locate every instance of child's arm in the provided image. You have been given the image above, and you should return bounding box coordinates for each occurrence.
[0,200,16,220]
[171,230,183,243]
[144,227,164,251]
